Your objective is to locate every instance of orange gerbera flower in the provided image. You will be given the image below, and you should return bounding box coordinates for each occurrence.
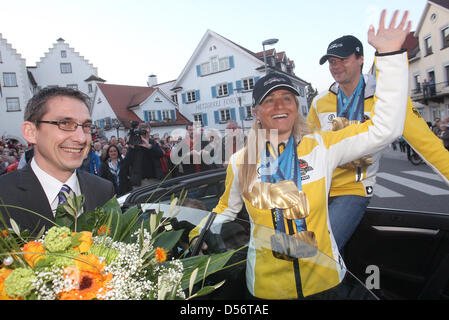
[74,253,106,274]
[155,247,167,263]
[59,267,112,300]
[0,268,14,300]
[22,241,46,267]
[97,225,111,236]
[0,230,8,238]
[72,231,93,253]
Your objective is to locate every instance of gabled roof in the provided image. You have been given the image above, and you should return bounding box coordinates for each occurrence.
[403,32,419,60]
[35,38,97,71]
[0,33,26,63]
[85,75,106,82]
[171,29,264,89]
[97,83,154,127]
[415,0,449,36]
[255,48,276,59]
[97,83,190,128]
[430,0,449,10]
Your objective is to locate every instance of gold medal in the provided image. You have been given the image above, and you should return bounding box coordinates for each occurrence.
[332,117,373,169]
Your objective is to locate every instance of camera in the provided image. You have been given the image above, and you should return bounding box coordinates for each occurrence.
[128,121,147,146]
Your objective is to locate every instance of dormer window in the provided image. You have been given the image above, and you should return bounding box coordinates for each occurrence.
[197,56,234,76]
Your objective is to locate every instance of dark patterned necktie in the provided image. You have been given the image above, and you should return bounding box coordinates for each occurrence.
[58,184,72,205]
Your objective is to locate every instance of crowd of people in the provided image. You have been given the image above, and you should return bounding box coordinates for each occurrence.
[0,119,244,199]
[0,137,27,175]
[431,117,449,150]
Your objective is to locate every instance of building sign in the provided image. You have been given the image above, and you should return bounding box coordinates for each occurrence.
[194,95,249,112]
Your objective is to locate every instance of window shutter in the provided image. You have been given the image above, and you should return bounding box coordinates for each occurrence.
[157,110,162,121]
[182,93,187,104]
[144,111,149,123]
[228,82,234,95]
[214,110,219,124]
[196,65,202,77]
[170,110,176,121]
[230,108,236,121]
[229,56,235,69]
[195,90,200,101]
[239,106,245,121]
[202,113,208,126]
[211,86,217,98]
[236,80,242,91]
[254,76,260,84]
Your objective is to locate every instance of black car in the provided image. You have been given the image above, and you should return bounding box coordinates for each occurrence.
[118,168,449,300]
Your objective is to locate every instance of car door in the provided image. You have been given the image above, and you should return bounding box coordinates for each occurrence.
[345,207,449,299]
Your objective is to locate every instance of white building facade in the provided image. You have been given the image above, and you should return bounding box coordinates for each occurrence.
[91,83,189,140]
[164,30,309,135]
[0,34,32,144]
[409,0,449,122]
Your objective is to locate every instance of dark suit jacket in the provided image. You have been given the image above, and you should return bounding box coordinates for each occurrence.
[0,164,115,233]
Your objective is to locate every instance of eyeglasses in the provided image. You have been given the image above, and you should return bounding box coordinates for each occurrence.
[36,120,95,134]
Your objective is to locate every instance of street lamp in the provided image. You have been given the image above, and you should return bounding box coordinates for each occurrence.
[235,87,245,134]
[111,118,122,138]
[262,38,279,75]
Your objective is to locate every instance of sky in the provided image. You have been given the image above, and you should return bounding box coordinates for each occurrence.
[1,0,428,92]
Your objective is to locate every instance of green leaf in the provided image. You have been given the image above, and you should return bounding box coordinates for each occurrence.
[35,226,46,240]
[101,196,121,215]
[189,281,226,299]
[180,250,235,290]
[10,219,20,237]
[149,212,157,235]
[189,267,199,297]
[71,232,83,248]
[76,211,97,232]
[54,213,74,230]
[153,229,183,251]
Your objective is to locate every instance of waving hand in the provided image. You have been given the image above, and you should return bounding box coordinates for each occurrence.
[368,10,412,54]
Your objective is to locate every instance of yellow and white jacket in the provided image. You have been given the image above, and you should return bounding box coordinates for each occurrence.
[308,65,449,198]
[195,52,409,299]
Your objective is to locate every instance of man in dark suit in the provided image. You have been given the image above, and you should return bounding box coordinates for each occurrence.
[0,87,115,233]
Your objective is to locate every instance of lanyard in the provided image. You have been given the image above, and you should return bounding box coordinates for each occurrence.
[337,75,365,121]
[261,136,306,234]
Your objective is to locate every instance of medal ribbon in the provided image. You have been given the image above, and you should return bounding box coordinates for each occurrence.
[261,135,307,234]
[337,75,365,121]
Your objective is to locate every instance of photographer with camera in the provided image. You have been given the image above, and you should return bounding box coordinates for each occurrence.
[122,121,164,189]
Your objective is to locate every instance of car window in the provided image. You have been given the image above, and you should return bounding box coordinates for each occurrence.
[138,202,377,300]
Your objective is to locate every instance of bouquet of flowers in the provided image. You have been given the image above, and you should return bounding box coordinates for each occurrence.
[0,194,237,300]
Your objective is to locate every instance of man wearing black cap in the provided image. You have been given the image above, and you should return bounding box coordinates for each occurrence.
[308,34,449,252]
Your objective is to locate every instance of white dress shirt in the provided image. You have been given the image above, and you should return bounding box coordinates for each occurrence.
[30,158,81,216]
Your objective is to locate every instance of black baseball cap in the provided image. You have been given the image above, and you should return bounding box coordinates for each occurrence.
[319,35,364,65]
[252,72,300,107]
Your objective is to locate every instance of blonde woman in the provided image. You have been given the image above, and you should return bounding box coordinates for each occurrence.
[190,10,411,299]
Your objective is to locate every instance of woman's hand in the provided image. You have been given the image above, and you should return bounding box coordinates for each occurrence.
[368,9,412,54]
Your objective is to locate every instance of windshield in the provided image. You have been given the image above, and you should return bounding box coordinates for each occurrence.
[139,202,378,300]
